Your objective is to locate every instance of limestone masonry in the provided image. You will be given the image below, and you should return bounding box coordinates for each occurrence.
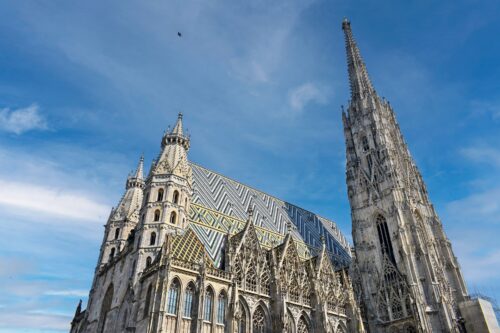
[70,19,500,333]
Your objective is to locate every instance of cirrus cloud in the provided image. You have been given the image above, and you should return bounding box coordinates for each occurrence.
[288,82,330,113]
[0,104,47,134]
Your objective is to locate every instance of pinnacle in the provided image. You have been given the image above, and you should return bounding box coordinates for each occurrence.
[171,112,184,135]
[133,155,144,180]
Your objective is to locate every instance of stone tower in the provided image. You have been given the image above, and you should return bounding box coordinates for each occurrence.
[341,19,469,332]
[98,156,144,267]
[134,112,193,275]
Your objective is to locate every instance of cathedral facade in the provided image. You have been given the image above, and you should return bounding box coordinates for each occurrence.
[70,20,499,333]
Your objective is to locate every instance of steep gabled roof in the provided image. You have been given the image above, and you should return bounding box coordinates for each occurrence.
[187,162,351,269]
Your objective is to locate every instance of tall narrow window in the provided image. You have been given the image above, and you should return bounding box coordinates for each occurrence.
[362,136,369,151]
[297,316,309,333]
[238,302,246,333]
[146,256,152,267]
[376,215,396,263]
[170,211,177,224]
[204,288,213,322]
[157,189,164,202]
[154,210,161,222]
[144,284,152,318]
[109,248,115,260]
[217,292,227,324]
[166,279,180,315]
[184,283,195,318]
[114,228,120,240]
[149,232,156,246]
[252,306,266,333]
[173,190,179,204]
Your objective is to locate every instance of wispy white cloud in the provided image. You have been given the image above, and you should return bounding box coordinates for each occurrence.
[0,104,47,134]
[288,82,330,112]
[446,187,500,224]
[461,146,500,168]
[0,179,110,221]
[44,290,88,297]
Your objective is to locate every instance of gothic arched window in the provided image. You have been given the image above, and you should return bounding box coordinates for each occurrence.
[154,209,161,222]
[297,316,309,333]
[166,279,180,315]
[184,283,195,318]
[217,292,227,324]
[144,284,153,318]
[170,211,177,224]
[252,306,266,333]
[203,287,214,322]
[238,301,247,333]
[173,190,179,204]
[376,215,396,263]
[149,232,156,246]
[146,256,152,267]
[114,228,120,240]
[157,188,164,202]
[246,268,257,292]
[98,284,114,333]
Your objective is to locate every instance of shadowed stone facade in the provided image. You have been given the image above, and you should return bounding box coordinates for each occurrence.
[70,20,499,333]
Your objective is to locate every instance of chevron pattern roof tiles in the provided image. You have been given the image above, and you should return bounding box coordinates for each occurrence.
[188,163,351,269]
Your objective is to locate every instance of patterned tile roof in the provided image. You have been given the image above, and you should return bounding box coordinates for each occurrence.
[188,163,351,269]
[170,228,210,265]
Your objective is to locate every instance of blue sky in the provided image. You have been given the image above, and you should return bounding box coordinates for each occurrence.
[0,0,499,331]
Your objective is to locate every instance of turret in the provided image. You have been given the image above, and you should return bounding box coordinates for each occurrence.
[98,155,144,267]
[135,113,193,276]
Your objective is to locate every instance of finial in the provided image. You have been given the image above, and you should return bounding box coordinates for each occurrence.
[178,112,183,120]
[247,206,254,217]
[286,221,293,234]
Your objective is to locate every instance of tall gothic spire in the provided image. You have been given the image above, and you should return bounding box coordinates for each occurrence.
[343,19,470,332]
[342,18,375,101]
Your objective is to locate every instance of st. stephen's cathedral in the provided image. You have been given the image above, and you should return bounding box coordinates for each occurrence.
[70,20,500,333]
